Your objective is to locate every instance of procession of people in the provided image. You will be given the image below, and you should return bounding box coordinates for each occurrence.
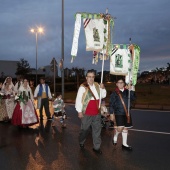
[0,72,136,154]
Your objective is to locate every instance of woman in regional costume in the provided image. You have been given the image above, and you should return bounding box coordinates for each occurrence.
[11,79,39,127]
[0,92,8,122]
[0,77,15,121]
[1,79,16,120]
[2,77,15,91]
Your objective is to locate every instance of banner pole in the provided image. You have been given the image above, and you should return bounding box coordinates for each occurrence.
[99,8,108,108]
[128,38,132,116]
[99,52,105,108]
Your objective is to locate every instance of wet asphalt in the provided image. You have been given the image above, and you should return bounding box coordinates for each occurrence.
[0,104,170,170]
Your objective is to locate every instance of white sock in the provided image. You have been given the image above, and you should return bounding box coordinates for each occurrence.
[122,130,129,147]
[113,129,120,143]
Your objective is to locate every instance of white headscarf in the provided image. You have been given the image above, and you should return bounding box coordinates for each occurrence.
[2,77,14,90]
[18,81,33,101]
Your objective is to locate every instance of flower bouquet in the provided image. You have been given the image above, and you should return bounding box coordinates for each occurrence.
[15,94,26,105]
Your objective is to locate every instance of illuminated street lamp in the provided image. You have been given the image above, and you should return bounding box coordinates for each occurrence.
[30,27,44,86]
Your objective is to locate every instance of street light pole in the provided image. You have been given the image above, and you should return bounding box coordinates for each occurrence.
[30,27,44,86]
[35,32,38,86]
[61,0,64,98]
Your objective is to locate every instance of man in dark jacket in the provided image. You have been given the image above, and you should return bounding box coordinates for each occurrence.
[109,78,136,151]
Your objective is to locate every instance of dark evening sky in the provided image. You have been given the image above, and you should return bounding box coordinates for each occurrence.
[0,0,170,73]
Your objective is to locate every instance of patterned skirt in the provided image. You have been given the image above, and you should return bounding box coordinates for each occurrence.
[11,101,39,126]
[0,99,8,121]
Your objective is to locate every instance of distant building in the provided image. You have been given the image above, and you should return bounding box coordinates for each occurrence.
[0,60,59,80]
[28,68,45,80]
[64,68,72,79]
[29,65,59,79]
[38,65,58,77]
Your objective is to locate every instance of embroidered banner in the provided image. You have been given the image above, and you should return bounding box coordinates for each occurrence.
[110,48,131,76]
[83,18,104,52]
[71,12,114,63]
[125,44,140,85]
[132,45,140,85]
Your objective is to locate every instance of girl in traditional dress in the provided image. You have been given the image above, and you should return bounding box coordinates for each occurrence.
[1,81,15,120]
[11,79,39,128]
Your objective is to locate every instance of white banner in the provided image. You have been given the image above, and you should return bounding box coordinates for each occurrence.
[71,13,82,60]
[110,48,131,76]
[83,18,104,52]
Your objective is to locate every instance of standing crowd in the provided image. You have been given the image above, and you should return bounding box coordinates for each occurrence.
[0,70,136,154]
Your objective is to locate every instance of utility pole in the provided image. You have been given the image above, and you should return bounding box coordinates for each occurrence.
[61,0,64,98]
[50,57,57,97]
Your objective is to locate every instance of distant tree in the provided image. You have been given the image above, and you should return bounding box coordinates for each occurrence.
[1,72,5,78]
[151,69,156,73]
[15,58,31,76]
[156,67,159,72]
[166,62,170,71]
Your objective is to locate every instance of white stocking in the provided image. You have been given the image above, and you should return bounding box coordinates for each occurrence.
[122,130,129,147]
[113,129,120,143]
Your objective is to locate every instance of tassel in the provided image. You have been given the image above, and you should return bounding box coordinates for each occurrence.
[71,56,74,63]
[92,57,95,64]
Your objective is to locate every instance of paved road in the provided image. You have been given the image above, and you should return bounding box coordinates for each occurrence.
[0,105,170,170]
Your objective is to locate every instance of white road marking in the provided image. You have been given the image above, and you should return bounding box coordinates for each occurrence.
[132,109,170,113]
[130,128,170,135]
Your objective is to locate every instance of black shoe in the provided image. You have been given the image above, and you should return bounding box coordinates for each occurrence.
[93,148,102,154]
[122,145,132,151]
[47,117,52,120]
[79,144,84,150]
[101,123,106,128]
[109,121,114,129]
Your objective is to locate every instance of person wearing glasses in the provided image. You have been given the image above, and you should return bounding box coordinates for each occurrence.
[75,70,106,154]
[109,78,136,151]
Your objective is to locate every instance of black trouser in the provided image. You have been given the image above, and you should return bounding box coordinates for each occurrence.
[39,98,51,118]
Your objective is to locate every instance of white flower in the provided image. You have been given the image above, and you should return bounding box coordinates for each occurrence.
[15,95,19,100]
[0,92,4,96]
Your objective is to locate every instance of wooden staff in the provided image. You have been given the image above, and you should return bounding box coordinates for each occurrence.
[128,38,134,117]
[99,8,108,108]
